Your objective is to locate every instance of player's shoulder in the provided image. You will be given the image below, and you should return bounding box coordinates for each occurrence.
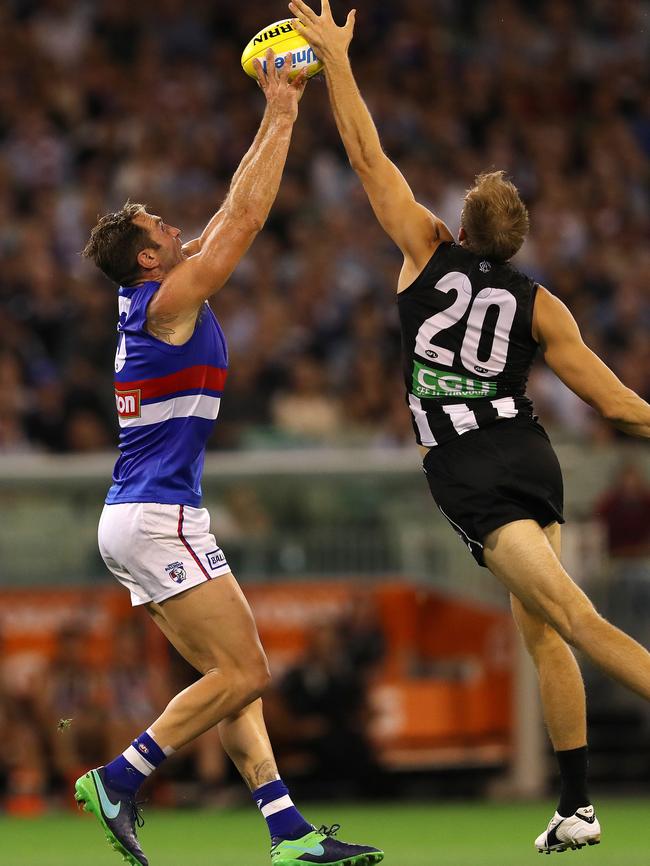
[119,281,161,329]
[406,240,465,279]
[479,257,539,303]
[120,280,161,306]
[425,241,514,276]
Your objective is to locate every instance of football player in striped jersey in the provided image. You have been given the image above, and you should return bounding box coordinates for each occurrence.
[290,0,650,855]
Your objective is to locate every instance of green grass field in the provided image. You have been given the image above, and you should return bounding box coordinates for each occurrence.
[2,800,649,866]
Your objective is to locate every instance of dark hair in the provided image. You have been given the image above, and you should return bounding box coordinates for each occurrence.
[461,171,530,262]
[82,201,159,286]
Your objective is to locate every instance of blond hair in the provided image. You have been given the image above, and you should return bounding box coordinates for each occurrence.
[461,171,529,262]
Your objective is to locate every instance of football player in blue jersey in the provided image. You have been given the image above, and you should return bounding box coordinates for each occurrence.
[77,49,383,866]
[290,0,650,856]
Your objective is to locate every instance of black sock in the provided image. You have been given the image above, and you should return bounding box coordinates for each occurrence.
[556,746,590,817]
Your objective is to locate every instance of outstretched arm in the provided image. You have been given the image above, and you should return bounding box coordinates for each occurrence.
[534,287,650,438]
[290,0,453,288]
[180,109,276,258]
[148,51,307,335]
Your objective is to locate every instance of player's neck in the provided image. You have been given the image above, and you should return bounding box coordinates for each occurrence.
[133,268,165,286]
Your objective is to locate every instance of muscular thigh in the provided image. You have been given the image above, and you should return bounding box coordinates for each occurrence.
[146,573,267,675]
[484,519,592,634]
[510,522,563,634]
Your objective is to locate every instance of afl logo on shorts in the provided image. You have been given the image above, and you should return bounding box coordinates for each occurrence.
[115,388,141,418]
[165,561,187,584]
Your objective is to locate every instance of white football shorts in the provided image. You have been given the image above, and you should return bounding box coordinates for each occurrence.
[98,502,231,606]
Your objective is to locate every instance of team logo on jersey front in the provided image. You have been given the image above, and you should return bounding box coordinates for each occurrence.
[412,361,497,399]
[206,548,227,570]
[165,561,187,583]
[115,388,141,418]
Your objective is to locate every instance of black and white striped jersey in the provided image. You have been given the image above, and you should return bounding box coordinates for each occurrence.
[398,242,539,448]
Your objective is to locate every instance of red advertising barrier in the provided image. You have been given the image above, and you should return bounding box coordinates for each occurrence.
[0,581,514,773]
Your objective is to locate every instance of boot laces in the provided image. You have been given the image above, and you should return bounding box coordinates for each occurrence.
[132,800,146,829]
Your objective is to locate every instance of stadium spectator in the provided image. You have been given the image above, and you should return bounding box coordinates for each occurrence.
[595,462,650,650]
[33,623,108,792]
[0,627,49,814]
[337,593,386,676]
[0,686,49,814]
[272,353,344,445]
[278,620,381,795]
[0,0,647,454]
[596,463,650,558]
[105,621,167,753]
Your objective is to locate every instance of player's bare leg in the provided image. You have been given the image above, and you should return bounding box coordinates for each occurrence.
[76,574,383,866]
[147,577,383,864]
[218,700,280,790]
[511,596,587,750]
[146,583,280,789]
[485,519,650,852]
[154,616,283,788]
[75,575,273,866]
[485,520,650,700]
[509,524,597,852]
[511,524,587,751]
[145,575,271,748]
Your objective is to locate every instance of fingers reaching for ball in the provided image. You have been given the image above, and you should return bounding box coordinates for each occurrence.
[290,0,319,25]
[253,49,282,90]
[252,58,266,88]
[266,47,280,83]
[278,52,294,83]
[288,0,356,61]
[291,67,310,103]
[254,49,308,122]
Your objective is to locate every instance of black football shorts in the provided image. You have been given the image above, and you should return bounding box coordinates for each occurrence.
[422,417,564,567]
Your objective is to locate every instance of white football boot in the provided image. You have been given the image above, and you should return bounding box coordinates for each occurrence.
[535,806,601,854]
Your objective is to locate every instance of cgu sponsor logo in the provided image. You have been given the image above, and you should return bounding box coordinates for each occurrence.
[254,22,294,44]
[115,388,141,418]
[412,361,497,399]
[261,47,318,72]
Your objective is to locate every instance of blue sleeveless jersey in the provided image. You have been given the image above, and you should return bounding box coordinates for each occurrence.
[106,281,228,507]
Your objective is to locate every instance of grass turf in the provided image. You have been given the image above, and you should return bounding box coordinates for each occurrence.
[2,799,649,866]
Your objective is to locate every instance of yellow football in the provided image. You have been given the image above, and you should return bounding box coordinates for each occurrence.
[241,18,323,82]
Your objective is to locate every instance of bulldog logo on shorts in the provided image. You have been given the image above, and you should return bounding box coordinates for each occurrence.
[165,561,187,584]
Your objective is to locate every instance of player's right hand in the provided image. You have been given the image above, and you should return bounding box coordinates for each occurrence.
[253,49,308,123]
[289,0,356,63]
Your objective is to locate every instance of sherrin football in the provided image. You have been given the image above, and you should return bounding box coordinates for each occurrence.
[241,18,323,82]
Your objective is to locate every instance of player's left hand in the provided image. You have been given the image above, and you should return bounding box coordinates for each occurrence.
[289,0,356,62]
[254,49,309,123]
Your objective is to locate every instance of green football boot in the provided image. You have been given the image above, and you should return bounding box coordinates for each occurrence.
[74,767,148,866]
[271,823,384,865]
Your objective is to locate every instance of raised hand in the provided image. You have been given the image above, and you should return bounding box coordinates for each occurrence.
[253,49,309,123]
[288,0,356,62]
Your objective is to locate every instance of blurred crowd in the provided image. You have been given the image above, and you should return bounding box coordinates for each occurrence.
[0,0,649,454]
